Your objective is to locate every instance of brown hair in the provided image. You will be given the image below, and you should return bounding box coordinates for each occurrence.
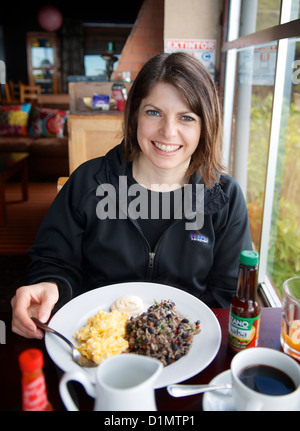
[123,52,224,188]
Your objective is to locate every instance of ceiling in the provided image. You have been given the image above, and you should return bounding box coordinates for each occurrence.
[1,1,145,27]
[0,1,145,84]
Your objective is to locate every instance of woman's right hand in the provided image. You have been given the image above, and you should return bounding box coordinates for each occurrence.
[11,282,59,339]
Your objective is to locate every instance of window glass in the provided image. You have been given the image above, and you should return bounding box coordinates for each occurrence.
[239,0,281,36]
[266,38,300,296]
[31,39,54,68]
[32,69,53,93]
[255,0,281,31]
[84,55,119,78]
[224,0,300,303]
[230,43,276,251]
[84,55,107,76]
[232,39,300,298]
[244,43,277,251]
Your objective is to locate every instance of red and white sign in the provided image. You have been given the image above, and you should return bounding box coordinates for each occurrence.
[165,39,216,51]
[164,38,216,78]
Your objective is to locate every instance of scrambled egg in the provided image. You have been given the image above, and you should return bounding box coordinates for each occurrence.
[74,309,129,364]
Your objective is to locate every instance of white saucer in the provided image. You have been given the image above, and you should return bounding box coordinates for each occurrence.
[202,370,236,411]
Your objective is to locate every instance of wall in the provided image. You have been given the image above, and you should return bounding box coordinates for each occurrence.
[113,0,223,82]
[164,0,223,75]
[112,0,164,81]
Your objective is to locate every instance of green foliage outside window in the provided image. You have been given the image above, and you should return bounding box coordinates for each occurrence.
[247,92,300,297]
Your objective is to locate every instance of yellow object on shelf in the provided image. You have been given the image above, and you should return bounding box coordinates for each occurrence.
[82,97,93,109]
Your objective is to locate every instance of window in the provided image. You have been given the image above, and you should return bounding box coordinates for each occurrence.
[82,24,131,79]
[27,32,60,93]
[84,55,119,77]
[222,0,300,306]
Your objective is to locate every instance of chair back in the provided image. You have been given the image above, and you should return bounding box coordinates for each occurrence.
[0,84,12,104]
[20,84,41,104]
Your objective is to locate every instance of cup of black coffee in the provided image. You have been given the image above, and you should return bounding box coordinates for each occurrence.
[231,347,300,410]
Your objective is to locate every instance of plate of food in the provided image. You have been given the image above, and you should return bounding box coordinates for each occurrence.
[45,282,221,388]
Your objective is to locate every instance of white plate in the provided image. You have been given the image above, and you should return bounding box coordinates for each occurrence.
[202,370,236,411]
[45,282,221,388]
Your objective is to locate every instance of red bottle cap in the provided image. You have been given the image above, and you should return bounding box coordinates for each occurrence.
[19,349,44,373]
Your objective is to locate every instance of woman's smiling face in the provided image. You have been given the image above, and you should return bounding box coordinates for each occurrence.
[136,82,202,177]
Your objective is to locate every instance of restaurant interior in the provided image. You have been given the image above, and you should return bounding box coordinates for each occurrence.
[1,0,299,306]
[0,0,300,412]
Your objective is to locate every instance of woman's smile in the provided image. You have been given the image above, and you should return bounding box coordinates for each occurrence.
[152,141,182,153]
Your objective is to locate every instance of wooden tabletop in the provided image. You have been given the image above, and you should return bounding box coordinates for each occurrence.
[0,307,282,412]
[0,152,29,174]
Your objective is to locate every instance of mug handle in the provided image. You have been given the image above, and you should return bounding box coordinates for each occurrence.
[59,370,96,411]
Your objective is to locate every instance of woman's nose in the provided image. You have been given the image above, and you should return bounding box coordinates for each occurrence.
[160,117,177,139]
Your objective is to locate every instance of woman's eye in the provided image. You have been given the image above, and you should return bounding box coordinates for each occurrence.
[181,115,194,122]
[146,109,160,116]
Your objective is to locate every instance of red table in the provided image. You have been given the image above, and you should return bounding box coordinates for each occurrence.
[0,307,282,411]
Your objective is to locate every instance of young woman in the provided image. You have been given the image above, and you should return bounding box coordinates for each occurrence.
[11,52,252,339]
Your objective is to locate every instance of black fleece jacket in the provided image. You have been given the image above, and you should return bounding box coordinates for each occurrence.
[27,144,252,309]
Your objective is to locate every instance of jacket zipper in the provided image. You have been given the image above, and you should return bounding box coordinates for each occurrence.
[97,182,182,276]
[146,218,182,273]
[126,216,182,277]
[149,252,155,268]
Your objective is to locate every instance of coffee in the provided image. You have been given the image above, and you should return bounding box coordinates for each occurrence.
[238,365,296,396]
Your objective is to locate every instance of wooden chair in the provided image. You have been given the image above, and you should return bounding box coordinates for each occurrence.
[57,176,68,192]
[8,80,21,103]
[20,84,41,104]
[0,84,12,104]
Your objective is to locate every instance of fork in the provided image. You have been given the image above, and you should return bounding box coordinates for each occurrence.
[31,317,98,368]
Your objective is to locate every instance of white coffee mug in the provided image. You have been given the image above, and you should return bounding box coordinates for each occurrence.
[231,347,300,411]
[59,353,163,411]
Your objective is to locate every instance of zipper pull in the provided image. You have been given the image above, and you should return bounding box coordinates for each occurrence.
[149,252,155,268]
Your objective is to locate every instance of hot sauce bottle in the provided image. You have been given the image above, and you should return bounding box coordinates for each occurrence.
[228,250,260,353]
[19,348,53,411]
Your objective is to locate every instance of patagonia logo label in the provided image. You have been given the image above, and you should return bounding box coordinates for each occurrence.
[189,233,209,244]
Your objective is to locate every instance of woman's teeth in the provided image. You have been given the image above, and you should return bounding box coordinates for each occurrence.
[152,141,181,152]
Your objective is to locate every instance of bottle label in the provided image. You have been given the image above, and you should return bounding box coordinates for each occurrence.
[228,310,260,352]
[22,375,48,411]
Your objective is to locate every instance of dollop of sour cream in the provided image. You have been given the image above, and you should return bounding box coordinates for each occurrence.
[111,295,144,316]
